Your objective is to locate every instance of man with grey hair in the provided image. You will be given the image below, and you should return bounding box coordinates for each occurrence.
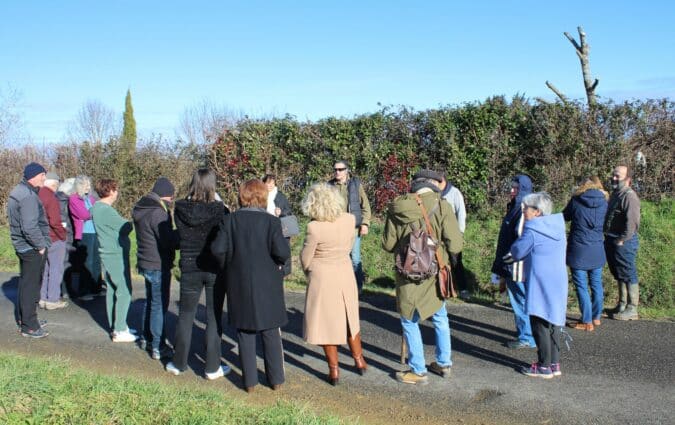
[604,165,641,320]
[7,162,51,338]
[38,172,68,310]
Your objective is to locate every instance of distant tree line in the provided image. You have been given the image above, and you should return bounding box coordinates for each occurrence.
[0,96,672,223]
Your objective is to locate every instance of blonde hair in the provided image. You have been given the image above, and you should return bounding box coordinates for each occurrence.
[302,183,345,222]
[575,176,609,200]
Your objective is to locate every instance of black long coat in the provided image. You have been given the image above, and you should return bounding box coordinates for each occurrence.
[211,207,290,331]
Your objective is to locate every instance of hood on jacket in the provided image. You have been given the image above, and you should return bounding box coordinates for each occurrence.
[132,193,166,221]
[512,174,533,206]
[388,190,440,225]
[174,199,225,227]
[576,188,607,209]
[524,213,565,241]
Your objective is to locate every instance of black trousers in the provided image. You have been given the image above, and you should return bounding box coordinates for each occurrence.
[17,249,47,332]
[451,252,468,292]
[237,327,285,388]
[530,315,561,368]
[172,271,223,373]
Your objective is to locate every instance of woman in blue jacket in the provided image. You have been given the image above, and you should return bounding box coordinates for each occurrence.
[563,177,608,331]
[508,192,568,379]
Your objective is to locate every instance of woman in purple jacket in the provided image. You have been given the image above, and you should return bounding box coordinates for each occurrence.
[68,175,102,299]
[508,192,568,379]
[563,177,608,331]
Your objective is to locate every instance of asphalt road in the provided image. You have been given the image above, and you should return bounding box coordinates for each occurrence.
[1,272,673,425]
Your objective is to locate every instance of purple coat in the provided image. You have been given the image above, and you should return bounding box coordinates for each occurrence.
[68,193,96,240]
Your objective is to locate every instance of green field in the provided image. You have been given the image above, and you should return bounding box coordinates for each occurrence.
[0,352,346,424]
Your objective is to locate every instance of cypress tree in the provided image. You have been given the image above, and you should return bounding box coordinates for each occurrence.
[121,89,137,155]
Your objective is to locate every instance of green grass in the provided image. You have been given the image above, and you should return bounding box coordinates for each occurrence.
[2,199,672,317]
[0,352,346,425]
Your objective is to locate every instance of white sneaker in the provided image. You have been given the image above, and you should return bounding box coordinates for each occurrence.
[205,364,231,380]
[112,330,138,342]
[165,361,182,376]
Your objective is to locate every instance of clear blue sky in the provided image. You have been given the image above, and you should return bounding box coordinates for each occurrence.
[3,1,674,144]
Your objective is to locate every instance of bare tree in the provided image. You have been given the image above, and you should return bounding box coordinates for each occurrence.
[178,99,245,145]
[66,99,119,144]
[0,85,24,146]
[546,26,599,107]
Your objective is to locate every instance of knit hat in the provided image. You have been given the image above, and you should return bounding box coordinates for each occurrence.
[151,177,175,198]
[23,162,47,180]
[45,172,60,182]
[412,169,443,182]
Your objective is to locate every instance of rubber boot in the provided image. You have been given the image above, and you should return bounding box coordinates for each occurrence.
[608,281,627,316]
[347,333,368,375]
[615,284,639,321]
[322,345,339,386]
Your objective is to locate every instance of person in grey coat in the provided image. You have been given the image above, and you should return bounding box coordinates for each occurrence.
[7,162,51,338]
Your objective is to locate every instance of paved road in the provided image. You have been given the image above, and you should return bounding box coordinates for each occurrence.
[1,272,673,424]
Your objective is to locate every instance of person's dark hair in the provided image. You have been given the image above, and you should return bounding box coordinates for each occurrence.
[95,179,118,198]
[187,168,216,203]
[239,179,267,208]
[261,174,275,183]
[334,160,350,170]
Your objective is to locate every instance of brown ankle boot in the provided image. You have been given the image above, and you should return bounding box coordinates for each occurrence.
[347,333,368,375]
[323,345,339,385]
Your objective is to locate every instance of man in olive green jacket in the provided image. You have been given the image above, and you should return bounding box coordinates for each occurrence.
[383,170,463,385]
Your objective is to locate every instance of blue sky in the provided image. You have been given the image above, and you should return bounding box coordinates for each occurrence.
[2,1,674,144]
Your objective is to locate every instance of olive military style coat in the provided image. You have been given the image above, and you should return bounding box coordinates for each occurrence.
[211,207,290,331]
[383,189,463,320]
[301,213,359,345]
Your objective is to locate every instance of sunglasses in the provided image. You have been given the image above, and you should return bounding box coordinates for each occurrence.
[334,167,347,172]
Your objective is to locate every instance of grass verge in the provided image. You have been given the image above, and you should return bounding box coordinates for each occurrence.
[0,351,346,425]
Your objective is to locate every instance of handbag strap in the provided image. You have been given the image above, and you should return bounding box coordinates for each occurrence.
[414,194,447,270]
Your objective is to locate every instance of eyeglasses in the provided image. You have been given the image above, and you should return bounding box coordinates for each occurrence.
[334,167,347,172]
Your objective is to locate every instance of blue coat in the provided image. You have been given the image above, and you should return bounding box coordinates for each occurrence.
[563,189,607,270]
[510,213,568,326]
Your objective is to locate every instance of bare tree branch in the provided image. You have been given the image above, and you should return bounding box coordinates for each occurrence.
[66,100,119,144]
[546,81,569,103]
[564,26,598,107]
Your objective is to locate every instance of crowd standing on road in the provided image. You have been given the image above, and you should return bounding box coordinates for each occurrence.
[6,159,642,389]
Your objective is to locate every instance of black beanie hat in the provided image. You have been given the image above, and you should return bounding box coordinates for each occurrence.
[412,169,443,182]
[23,162,47,180]
[152,177,175,197]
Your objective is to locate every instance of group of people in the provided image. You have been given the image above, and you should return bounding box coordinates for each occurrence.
[491,166,641,379]
[7,158,640,389]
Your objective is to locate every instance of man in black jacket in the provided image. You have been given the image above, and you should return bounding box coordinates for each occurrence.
[132,177,177,359]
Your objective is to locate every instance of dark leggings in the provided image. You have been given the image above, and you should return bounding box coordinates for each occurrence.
[530,315,561,368]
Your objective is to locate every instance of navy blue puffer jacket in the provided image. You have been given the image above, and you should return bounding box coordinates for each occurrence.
[563,188,608,270]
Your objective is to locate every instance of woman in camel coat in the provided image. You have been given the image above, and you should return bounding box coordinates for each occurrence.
[301,183,366,385]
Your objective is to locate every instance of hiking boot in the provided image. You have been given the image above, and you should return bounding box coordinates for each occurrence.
[550,363,562,377]
[165,362,182,376]
[614,305,638,321]
[506,339,534,349]
[44,300,69,310]
[205,364,232,380]
[521,363,553,379]
[396,370,429,385]
[568,321,594,331]
[21,327,49,339]
[428,362,452,378]
[111,330,137,342]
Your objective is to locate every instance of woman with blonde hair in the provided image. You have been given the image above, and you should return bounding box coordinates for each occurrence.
[300,183,367,385]
[563,176,608,332]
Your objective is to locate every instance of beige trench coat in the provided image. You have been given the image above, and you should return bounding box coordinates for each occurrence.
[301,213,360,345]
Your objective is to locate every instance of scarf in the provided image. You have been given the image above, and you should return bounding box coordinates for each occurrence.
[266,187,278,215]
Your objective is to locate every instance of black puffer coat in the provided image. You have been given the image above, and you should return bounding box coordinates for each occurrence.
[174,200,228,273]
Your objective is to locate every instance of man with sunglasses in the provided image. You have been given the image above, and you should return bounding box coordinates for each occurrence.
[328,160,371,294]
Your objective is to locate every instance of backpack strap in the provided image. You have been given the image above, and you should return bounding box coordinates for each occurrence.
[415,194,456,297]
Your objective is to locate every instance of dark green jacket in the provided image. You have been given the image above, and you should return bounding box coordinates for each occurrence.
[383,189,463,320]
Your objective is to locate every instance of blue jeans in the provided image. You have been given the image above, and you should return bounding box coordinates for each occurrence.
[506,279,535,346]
[571,267,604,323]
[605,234,639,284]
[140,268,171,351]
[350,233,365,291]
[400,303,451,375]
